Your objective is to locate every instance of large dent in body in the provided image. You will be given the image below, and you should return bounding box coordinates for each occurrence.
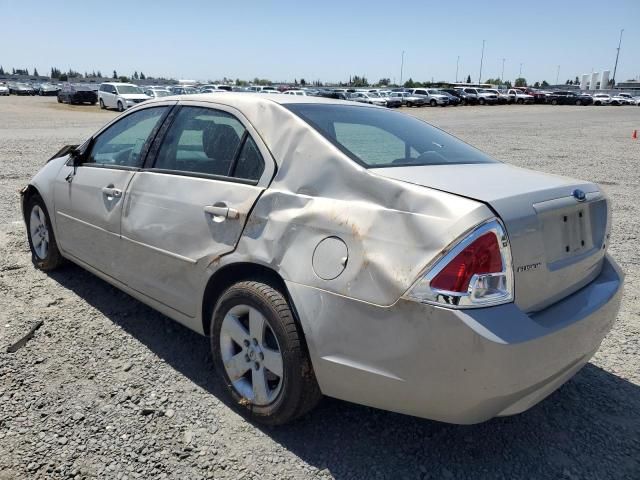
[213,99,494,306]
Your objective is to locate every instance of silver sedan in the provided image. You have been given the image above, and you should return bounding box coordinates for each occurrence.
[21,94,623,425]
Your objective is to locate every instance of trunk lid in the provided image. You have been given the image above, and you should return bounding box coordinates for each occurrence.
[371,163,610,312]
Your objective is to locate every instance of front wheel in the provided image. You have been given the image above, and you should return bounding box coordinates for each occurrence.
[430,99,437,107]
[117,101,124,112]
[211,281,321,425]
[25,194,64,271]
[478,98,485,105]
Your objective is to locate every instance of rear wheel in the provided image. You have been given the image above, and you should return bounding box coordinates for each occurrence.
[406,101,413,108]
[576,100,582,106]
[517,98,524,104]
[211,281,321,425]
[551,99,558,105]
[99,99,105,109]
[25,194,64,271]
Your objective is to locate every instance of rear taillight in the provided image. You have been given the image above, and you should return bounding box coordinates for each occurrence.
[405,219,513,308]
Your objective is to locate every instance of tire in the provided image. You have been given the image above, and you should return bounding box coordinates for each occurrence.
[99,99,105,109]
[576,100,582,106]
[478,98,485,105]
[117,101,124,112]
[211,281,321,426]
[91,101,97,105]
[517,98,524,104]
[25,194,64,271]
[406,101,413,108]
[57,96,62,103]
[595,101,601,106]
[551,99,558,105]
[430,99,437,107]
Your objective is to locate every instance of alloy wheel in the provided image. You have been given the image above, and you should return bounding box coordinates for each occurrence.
[219,304,283,405]
[29,205,49,260]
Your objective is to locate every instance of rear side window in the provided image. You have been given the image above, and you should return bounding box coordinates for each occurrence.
[287,104,497,168]
[153,106,265,181]
[233,136,264,181]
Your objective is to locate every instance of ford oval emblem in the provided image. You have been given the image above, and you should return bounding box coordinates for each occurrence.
[572,189,587,202]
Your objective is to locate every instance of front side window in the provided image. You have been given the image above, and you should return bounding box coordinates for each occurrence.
[87,107,168,168]
[287,104,497,168]
[153,106,265,180]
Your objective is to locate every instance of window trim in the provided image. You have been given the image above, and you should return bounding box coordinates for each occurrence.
[144,102,271,186]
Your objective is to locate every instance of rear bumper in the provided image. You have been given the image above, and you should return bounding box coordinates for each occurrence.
[288,254,623,423]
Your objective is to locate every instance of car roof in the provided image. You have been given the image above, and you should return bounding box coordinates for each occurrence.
[144,92,363,108]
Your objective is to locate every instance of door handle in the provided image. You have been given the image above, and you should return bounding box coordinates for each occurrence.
[204,205,240,220]
[102,186,122,198]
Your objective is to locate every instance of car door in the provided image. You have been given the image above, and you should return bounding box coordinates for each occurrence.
[53,104,172,277]
[120,102,275,317]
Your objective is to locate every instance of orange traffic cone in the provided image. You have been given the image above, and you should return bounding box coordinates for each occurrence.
[633,130,638,140]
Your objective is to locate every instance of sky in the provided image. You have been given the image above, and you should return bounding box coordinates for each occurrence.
[1,0,639,85]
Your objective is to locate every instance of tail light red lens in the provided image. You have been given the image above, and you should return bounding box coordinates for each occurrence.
[404,219,514,308]
[430,232,503,293]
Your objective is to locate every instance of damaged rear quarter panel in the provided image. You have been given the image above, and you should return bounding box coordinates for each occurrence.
[210,98,494,307]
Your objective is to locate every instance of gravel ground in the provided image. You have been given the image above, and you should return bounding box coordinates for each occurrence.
[0,96,638,479]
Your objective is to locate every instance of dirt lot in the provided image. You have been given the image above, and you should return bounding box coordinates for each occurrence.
[0,96,638,479]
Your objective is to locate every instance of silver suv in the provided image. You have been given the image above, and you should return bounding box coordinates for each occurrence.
[407,88,449,106]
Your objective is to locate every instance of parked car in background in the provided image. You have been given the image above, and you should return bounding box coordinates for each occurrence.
[0,83,9,96]
[246,86,279,93]
[349,91,387,107]
[143,88,171,99]
[407,88,449,107]
[441,88,477,105]
[38,83,61,96]
[592,94,613,106]
[199,84,233,92]
[99,82,150,111]
[10,83,35,95]
[21,94,623,426]
[546,91,593,106]
[611,94,631,105]
[483,89,509,104]
[615,92,634,104]
[283,90,307,96]
[437,91,461,106]
[506,89,534,104]
[389,91,427,107]
[457,87,499,105]
[632,96,640,106]
[383,93,403,108]
[57,84,98,105]
[168,86,199,96]
[513,87,548,104]
[316,90,349,100]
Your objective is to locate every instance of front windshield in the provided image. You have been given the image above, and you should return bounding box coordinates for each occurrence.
[154,90,170,97]
[117,85,143,94]
[287,104,497,168]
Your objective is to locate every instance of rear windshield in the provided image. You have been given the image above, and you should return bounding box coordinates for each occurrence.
[286,104,497,167]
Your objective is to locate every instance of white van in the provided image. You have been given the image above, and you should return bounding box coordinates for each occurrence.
[98,82,150,111]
